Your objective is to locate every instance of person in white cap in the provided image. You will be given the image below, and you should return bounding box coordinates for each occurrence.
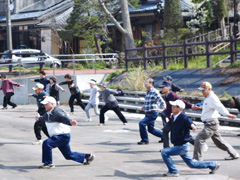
[82,79,100,121]
[161,99,220,177]
[36,96,95,169]
[29,83,49,145]
[193,81,239,161]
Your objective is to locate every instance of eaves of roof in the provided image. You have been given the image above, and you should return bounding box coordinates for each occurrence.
[129,0,190,14]
[0,0,73,23]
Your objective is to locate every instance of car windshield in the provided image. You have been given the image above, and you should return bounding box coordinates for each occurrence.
[2,50,9,59]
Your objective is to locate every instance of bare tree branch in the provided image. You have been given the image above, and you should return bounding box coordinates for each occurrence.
[98,0,127,35]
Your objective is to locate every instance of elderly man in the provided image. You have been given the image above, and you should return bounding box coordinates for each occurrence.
[159,81,200,148]
[161,100,220,177]
[36,96,94,169]
[193,82,239,161]
[138,78,166,145]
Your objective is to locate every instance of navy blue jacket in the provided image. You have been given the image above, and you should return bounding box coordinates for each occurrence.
[170,112,193,146]
[34,78,50,91]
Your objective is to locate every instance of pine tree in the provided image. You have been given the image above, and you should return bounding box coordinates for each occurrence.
[213,0,227,39]
[163,0,183,42]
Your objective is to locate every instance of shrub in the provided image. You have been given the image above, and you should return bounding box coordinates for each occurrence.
[115,68,148,91]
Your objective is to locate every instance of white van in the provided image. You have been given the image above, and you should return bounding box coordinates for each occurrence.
[0,49,61,68]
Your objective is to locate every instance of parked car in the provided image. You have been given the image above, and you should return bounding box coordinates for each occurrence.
[0,49,61,68]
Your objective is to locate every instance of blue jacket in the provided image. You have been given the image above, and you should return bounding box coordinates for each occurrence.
[170,112,194,146]
[34,77,50,91]
[32,91,48,109]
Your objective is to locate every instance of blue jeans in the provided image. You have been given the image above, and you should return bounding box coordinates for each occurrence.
[139,111,162,142]
[85,103,100,119]
[42,133,85,165]
[161,143,217,174]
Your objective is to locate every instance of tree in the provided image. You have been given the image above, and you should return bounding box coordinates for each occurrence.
[186,0,212,34]
[163,0,183,42]
[212,0,227,39]
[61,0,108,54]
[98,0,136,57]
[62,0,137,57]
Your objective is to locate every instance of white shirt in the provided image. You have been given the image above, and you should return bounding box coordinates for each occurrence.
[45,108,71,137]
[83,86,99,105]
[172,112,181,122]
[201,91,229,121]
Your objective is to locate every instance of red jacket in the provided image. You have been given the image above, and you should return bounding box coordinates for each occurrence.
[0,79,20,95]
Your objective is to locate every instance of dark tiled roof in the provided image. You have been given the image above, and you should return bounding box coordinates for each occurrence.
[0,0,72,22]
[129,0,190,13]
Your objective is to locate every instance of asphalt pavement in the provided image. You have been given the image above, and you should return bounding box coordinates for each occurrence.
[0,104,240,180]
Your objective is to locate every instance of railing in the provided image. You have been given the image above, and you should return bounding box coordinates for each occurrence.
[82,91,240,126]
[125,36,240,71]
[0,51,119,75]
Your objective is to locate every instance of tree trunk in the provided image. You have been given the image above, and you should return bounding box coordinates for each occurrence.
[120,0,136,58]
[220,18,226,39]
[98,0,136,58]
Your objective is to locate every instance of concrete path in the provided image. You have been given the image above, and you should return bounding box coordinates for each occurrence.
[0,105,239,180]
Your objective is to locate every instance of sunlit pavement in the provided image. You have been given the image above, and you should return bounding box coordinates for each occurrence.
[0,104,239,180]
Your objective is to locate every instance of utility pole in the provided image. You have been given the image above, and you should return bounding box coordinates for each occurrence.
[5,0,12,50]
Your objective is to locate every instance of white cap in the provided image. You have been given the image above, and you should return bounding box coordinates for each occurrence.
[32,83,44,90]
[41,96,56,105]
[169,100,185,109]
[88,79,97,85]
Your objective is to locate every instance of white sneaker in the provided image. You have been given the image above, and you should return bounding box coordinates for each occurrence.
[225,153,239,160]
[85,118,92,122]
[203,143,209,152]
[105,116,109,122]
[32,139,43,145]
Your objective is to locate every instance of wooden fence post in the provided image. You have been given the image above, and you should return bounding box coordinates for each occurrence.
[143,44,147,70]
[162,42,167,69]
[183,40,188,68]
[206,38,211,68]
[125,48,129,71]
[230,36,236,64]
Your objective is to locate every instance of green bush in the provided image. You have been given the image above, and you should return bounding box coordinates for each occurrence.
[0,67,8,70]
[67,63,85,70]
[230,61,240,67]
[106,70,122,81]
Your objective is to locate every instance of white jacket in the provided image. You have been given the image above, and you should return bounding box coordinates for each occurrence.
[201,91,229,121]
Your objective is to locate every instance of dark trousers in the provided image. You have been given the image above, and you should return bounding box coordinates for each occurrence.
[69,93,85,112]
[100,105,127,124]
[42,133,85,165]
[34,120,50,140]
[34,108,49,140]
[3,92,16,108]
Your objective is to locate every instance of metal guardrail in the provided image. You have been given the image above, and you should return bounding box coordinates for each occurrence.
[82,92,240,125]
[0,52,119,76]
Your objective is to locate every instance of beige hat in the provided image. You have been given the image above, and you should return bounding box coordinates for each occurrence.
[41,96,56,105]
[198,81,212,91]
[169,100,186,109]
[32,83,44,90]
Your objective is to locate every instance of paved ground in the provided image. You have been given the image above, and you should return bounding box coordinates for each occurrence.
[0,105,240,180]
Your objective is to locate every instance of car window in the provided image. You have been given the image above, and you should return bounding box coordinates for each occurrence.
[30,51,40,57]
[14,51,22,57]
[21,51,31,58]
